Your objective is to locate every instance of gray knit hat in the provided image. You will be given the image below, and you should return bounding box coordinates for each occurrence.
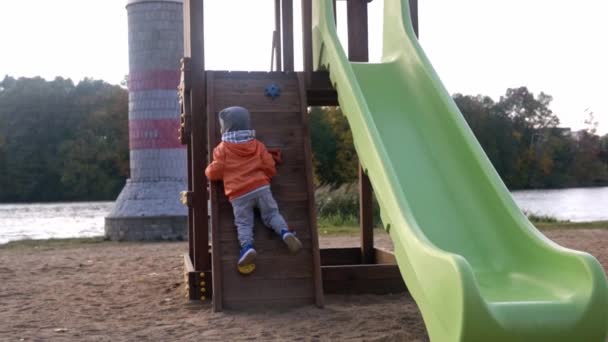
[218,106,252,134]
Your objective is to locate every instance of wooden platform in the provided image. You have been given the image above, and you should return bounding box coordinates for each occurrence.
[207,71,323,311]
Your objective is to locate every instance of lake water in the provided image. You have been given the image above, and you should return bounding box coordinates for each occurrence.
[0,202,113,244]
[0,187,607,244]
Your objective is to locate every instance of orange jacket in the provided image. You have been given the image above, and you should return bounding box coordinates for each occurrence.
[205,140,276,200]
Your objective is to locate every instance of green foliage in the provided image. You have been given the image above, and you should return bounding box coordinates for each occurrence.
[308,87,607,190]
[0,76,128,202]
[524,212,561,223]
[456,87,608,189]
[315,183,381,227]
[309,107,358,185]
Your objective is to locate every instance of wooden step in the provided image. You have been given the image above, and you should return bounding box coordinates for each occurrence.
[207,71,323,311]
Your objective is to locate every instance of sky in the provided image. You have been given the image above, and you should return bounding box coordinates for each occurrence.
[1,0,606,134]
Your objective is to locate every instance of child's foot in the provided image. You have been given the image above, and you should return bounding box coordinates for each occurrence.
[238,244,257,266]
[281,229,302,254]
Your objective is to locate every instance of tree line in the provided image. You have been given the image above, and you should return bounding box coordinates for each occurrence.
[311,87,608,189]
[0,76,606,203]
[0,76,129,202]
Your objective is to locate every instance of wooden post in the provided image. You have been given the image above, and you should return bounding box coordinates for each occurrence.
[346,0,373,264]
[332,0,337,24]
[301,0,312,83]
[187,139,194,261]
[274,0,283,71]
[206,71,223,311]
[409,0,419,37]
[281,0,294,71]
[359,167,373,263]
[347,0,369,62]
[184,0,210,276]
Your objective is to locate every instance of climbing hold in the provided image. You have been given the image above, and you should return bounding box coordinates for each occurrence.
[237,263,256,275]
[264,83,281,99]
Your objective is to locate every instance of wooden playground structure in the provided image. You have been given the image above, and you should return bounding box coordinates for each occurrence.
[180,0,418,311]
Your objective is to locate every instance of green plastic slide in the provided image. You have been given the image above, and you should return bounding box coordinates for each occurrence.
[312,0,608,340]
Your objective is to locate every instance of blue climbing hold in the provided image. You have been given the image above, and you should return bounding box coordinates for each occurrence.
[265,84,281,99]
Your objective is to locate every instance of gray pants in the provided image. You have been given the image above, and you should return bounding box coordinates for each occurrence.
[230,186,288,247]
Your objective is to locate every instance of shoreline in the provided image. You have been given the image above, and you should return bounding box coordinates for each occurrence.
[2,220,608,249]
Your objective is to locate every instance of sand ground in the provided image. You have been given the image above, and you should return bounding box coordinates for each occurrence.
[1,229,607,341]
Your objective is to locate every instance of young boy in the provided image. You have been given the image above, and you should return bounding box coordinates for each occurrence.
[205,106,302,267]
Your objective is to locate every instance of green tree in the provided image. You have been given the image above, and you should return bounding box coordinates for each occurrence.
[0,76,128,202]
[309,106,357,186]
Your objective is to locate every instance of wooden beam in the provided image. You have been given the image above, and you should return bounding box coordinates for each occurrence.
[187,140,194,260]
[347,0,369,62]
[274,0,282,71]
[320,247,361,266]
[346,0,374,264]
[297,73,324,308]
[207,71,223,312]
[374,247,397,264]
[184,253,213,301]
[359,167,374,263]
[322,264,407,294]
[301,0,313,82]
[332,0,337,24]
[184,0,210,276]
[281,0,294,71]
[409,0,419,38]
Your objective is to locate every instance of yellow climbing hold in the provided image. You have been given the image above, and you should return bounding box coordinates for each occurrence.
[238,263,255,275]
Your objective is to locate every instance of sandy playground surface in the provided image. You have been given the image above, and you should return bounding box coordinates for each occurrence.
[1,229,607,341]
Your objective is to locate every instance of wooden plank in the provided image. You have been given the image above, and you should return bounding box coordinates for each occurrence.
[223,278,313,302]
[224,297,313,310]
[207,71,223,312]
[359,166,374,263]
[320,247,361,266]
[218,192,308,205]
[214,90,299,102]
[184,253,213,301]
[281,0,294,71]
[220,252,313,280]
[218,203,310,222]
[183,253,197,300]
[219,236,313,252]
[301,0,313,83]
[297,73,324,308]
[213,71,297,80]
[215,98,301,113]
[274,0,282,71]
[214,79,299,93]
[374,247,397,264]
[322,264,407,294]
[219,221,312,242]
[184,0,210,280]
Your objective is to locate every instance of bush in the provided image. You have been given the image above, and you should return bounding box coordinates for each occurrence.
[524,211,561,223]
[315,183,381,227]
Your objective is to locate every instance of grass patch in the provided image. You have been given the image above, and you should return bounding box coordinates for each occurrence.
[526,213,560,223]
[534,221,608,230]
[0,236,107,250]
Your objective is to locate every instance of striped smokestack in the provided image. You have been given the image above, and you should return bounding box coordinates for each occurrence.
[105,0,186,240]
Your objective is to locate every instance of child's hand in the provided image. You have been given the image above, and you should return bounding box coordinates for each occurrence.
[268,148,282,165]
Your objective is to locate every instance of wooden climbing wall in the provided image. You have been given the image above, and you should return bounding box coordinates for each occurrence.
[207,71,323,311]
